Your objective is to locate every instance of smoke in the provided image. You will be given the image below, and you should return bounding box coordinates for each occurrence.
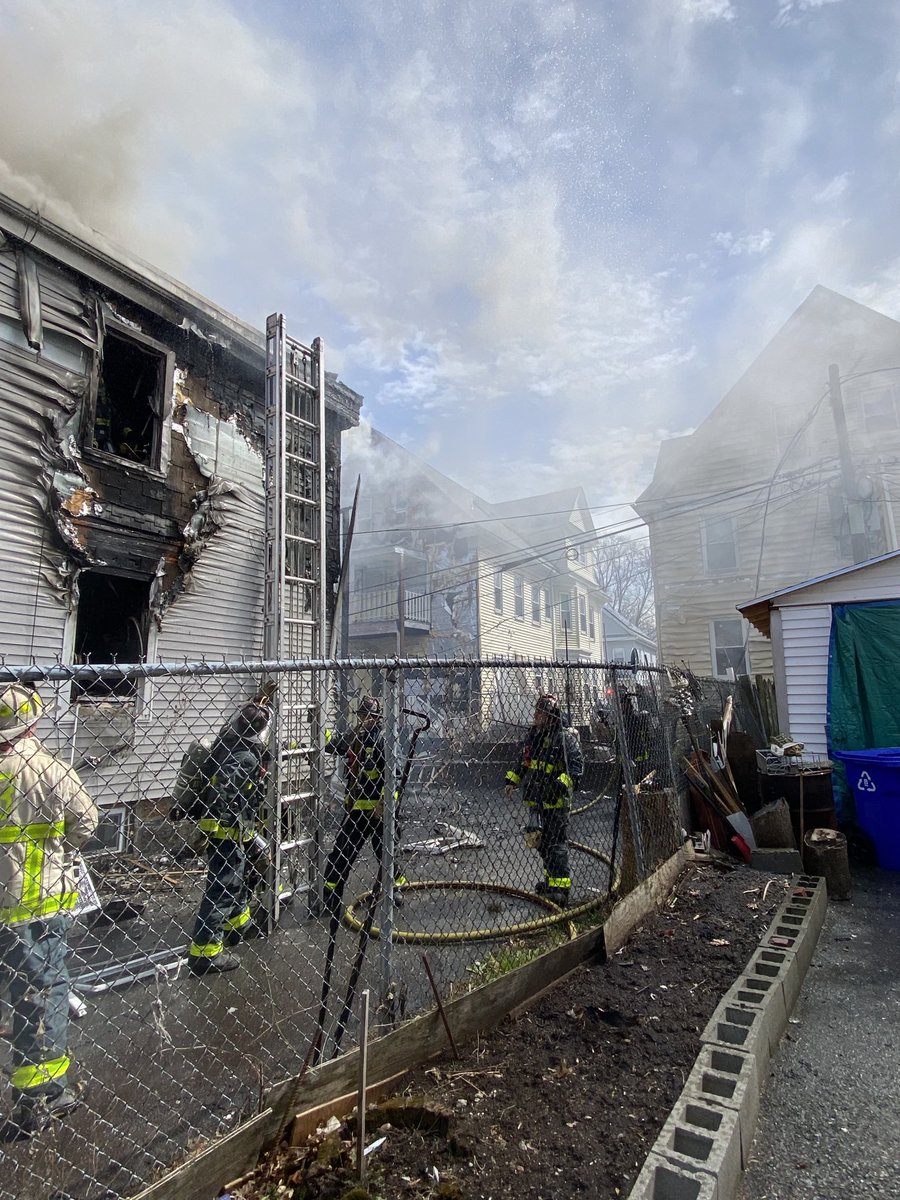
[0,0,309,274]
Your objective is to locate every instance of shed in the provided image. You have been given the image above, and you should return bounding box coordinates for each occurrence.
[738,549,900,755]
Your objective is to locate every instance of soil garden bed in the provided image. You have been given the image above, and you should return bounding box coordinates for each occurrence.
[226,861,788,1200]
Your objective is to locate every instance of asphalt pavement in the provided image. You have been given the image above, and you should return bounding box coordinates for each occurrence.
[738,865,900,1200]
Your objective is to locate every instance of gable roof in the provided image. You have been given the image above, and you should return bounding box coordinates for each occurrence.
[602,605,657,650]
[635,286,900,512]
[737,547,900,636]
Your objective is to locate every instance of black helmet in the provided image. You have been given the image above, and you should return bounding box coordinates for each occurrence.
[357,695,381,719]
[534,693,561,722]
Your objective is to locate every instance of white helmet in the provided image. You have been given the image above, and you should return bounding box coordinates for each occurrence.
[0,685,43,741]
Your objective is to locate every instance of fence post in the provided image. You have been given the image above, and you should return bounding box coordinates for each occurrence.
[379,665,400,1006]
[611,667,647,881]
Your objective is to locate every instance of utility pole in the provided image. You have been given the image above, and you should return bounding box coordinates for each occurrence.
[395,547,406,657]
[828,363,869,564]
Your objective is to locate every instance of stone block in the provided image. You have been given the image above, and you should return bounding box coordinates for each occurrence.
[626,1151,719,1200]
[746,945,801,1014]
[720,975,788,1058]
[682,1044,760,1164]
[700,1001,770,1077]
[655,1098,742,1198]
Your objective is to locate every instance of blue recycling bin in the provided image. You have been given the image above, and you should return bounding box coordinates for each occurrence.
[832,747,900,871]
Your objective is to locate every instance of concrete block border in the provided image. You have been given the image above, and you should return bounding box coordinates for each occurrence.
[626,874,827,1200]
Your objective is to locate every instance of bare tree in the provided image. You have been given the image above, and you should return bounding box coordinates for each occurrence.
[594,535,655,633]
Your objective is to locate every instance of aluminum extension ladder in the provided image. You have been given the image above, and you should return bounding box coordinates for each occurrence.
[263,315,327,927]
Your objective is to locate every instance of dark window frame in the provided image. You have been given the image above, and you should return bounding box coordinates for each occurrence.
[83,319,174,475]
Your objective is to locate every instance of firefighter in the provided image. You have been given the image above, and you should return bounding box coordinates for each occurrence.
[0,685,98,1138]
[188,700,271,976]
[504,693,583,908]
[322,696,405,918]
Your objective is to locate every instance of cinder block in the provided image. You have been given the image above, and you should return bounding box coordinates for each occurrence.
[751,847,804,874]
[655,1098,742,1198]
[746,945,801,1014]
[711,979,788,1059]
[626,1150,719,1200]
[682,1044,760,1163]
[700,1001,771,1077]
[790,875,827,938]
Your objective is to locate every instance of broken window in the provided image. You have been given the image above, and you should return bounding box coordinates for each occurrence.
[88,325,171,468]
[72,572,151,700]
[710,617,749,679]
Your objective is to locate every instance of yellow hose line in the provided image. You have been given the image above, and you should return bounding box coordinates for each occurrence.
[343,842,620,946]
[571,767,620,816]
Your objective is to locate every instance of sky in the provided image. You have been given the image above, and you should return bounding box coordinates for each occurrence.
[1,0,899,515]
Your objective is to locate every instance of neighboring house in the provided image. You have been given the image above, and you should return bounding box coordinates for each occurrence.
[0,191,361,849]
[341,429,608,729]
[602,606,658,666]
[635,286,900,679]
[738,549,900,757]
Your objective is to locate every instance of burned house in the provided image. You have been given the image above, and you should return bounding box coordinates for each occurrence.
[0,191,360,851]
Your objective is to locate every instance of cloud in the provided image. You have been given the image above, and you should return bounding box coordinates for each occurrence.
[775,0,845,29]
[814,173,851,204]
[712,229,775,256]
[675,0,737,21]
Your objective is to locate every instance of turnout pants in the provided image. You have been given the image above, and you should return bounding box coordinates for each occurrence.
[1,914,71,1100]
[539,809,571,896]
[190,838,253,959]
[324,808,403,901]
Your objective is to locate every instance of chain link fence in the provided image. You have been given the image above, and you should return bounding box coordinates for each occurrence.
[0,656,741,1199]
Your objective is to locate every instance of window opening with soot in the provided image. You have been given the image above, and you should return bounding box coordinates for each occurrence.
[72,573,151,700]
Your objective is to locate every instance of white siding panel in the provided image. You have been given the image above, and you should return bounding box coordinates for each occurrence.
[780,604,832,754]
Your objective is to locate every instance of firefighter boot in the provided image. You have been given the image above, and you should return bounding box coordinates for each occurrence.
[7,1086,84,1140]
[188,951,240,977]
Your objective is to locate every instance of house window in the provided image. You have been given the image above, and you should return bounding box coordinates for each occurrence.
[531,583,541,623]
[544,590,552,621]
[710,618,750,679]
[589,607,596,639]
[860,385,899,434]
[88,325,171,469]
[82,806,129,856]
[578,594,587,633]
[560,593,573,630]
[73,572,151,699]
[514,575,525,619]
[701,515,738,573]
[493,571,503,614]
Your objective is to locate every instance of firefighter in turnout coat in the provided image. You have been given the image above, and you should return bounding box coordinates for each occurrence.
[0,685,98,1138]
[188,701,271,975]
[322,696,405,917]
[504,694,583,907]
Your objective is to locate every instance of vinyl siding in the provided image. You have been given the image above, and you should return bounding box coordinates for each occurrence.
[779,604,832,754]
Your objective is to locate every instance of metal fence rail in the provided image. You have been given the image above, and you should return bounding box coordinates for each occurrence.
[0,656,740,1199]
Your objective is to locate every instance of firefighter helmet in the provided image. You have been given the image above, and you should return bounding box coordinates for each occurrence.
[357,695,381,719]
[0,685,43,741]
[534,693,561,722]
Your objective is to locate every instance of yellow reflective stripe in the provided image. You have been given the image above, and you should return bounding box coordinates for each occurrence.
[11,1054,69,1091]
[542,799,566,809]
[21,840,44,913]
[547,877,571,889]
[394,876,407,887]
[224,906,251,932]
[208,826,253,841]
[0,774,17,821]
[0,821,65,843]
[0,891,78,924]
[558,773,574,789]
[364,768,380,780]
[189,941,223,958]
[198,818,219,832]
[325,729,333,743]
[506,771,521,785]
[528,761,555,774]
[352,800,379,810]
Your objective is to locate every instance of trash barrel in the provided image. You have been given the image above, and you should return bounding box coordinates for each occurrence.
[832,748,900,871]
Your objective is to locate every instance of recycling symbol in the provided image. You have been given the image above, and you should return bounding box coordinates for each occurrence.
[857,771,877,793]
